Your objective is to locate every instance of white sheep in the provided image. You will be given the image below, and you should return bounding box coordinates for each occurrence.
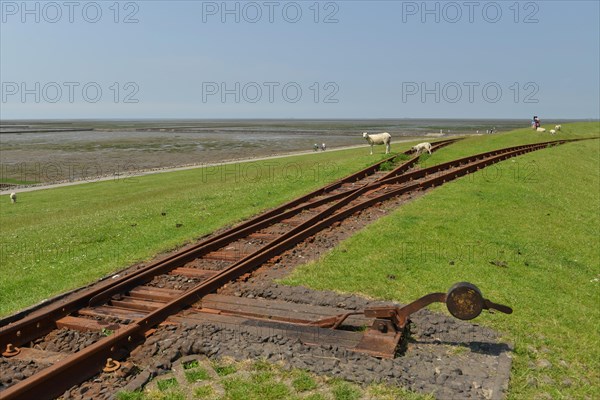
[536,127,546,132]
[10,192,17,203]
[555,125,562,131]
[362,132,391,155]
[549,129,556,134]
[412,142,432,155]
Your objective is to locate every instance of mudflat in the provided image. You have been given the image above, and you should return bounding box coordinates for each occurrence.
[0,119,528,183]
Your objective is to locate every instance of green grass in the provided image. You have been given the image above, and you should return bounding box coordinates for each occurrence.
[183,360,200,370]
[0,177,39,185]
[330,379,361,400]
[421,122,598,167]
[4,121,598,398]
[0,146,399,316]
[157,378,179,392]
[303,395,327,400]
[118,358,430,400]
[116,391,145,400]
[221,374,291,400]
[291,370,317,392]
[283,122,600,399]
[378,160,396,171]
[160,393,185,400]
[212,361,237,377]
[155,393,185,400]
[185,368,211,383]
[379,153,412,171]
[251,359,273,372]
[193,385,214,398]
[366,384,435,400]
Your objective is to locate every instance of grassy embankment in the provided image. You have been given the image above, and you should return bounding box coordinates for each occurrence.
[2,122,598,399]
[0,178,38,185]
[284,122,600,399]
[0,146,402,316]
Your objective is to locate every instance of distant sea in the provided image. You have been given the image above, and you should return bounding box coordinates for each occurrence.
[0,118,586,184]
[0,118,575,136]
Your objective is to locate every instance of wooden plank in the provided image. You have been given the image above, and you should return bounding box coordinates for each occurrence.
[246,232,278,241]
[170,312,362,348]
[281,218,304,227]
[203,251,242,261]
[202,253,227,261]
[169,268,219,279]
[197,302,326,323]
[78,306,146,320]
[135,286,184,295]
[128,286,182,302]
[200,294,370,326]
[110,298,162,312]
[56,316,124,333]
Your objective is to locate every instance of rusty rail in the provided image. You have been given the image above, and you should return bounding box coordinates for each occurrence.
[1,138,589,400]
[86,139,456,306]
[0,139,457,350]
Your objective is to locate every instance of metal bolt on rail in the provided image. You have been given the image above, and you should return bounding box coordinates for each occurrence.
[103,358,121,373]
[2,343,21,357]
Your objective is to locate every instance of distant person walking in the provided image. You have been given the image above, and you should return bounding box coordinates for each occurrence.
[321,143,326,151]
[313,143,319,152]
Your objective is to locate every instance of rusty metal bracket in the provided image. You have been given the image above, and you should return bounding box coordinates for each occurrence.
[309,282,512,358]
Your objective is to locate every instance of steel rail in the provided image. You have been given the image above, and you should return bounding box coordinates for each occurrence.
[124,138,570,279]
[356,139,577,189]
[0,137,574,361]
[0,139,454,398]
[1,138,587,400]
[0,139,457,350]
[86,140,457,306]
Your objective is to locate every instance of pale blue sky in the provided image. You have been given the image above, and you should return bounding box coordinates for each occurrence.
[1,0,599,119]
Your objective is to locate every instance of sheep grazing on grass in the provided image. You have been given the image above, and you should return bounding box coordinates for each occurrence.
[549,129,556,135]
[362,132,391,155]
[10,192,17,203]
[555,125,562,131]
[412,142,433,155]
[536,127,546,132]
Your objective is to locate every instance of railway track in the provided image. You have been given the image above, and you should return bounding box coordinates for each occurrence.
[0,138,585,399]
[0,139,457,331]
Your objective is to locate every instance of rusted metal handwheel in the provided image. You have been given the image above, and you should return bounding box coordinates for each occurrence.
[445,282,486,320]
